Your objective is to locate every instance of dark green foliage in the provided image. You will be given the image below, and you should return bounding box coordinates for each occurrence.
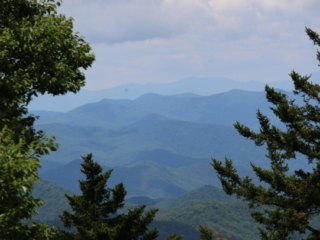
[199,226,232,240]
[156,200,259,240]
[199,226,213,240]
[0,0,94,238]
[213,27,320,239]
[0,0,94,147]
[151,221,198,240]
[32,184,255,239]
[154,185,236,211]
[166,233,184,240]
[0,127,59,239]
[31,180,320,239]
[32,179,73,222]
[60,154,159,239]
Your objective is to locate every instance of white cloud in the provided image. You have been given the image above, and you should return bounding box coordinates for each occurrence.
[61,0,213,44]
[59,0,320,90]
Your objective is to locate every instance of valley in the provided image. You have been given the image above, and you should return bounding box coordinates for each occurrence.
[30,83,317,239]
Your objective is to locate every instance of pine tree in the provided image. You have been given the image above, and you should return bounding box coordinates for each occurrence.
[198,226,231,240]
[60,154,159,240]
[212,27,320,240]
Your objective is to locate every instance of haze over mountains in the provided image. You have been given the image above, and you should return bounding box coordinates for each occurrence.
[35,89,282,129]
[30,74,320,238]
[29,73,320,112]
[35,90,274,166]
[35,85,312,198]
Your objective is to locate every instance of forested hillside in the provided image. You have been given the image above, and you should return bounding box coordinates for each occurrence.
[33,182,259,239]
[37,119,266,166]
[35,90,313,200]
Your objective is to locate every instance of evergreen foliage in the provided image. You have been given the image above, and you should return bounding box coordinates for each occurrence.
[199,225,232,240]
[212,27,320,239]
[166,233,184,240]
[60,154,159,239]
[32,183,261,239]
[199,226,214,240]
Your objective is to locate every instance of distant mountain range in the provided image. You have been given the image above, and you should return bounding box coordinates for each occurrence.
[36,119,266,167]
[34,90,279,168]
[30,74,320,239]
[34,89,313,199]
[40,158,257,198]
[28,72,320,112]
[34,89,284,129]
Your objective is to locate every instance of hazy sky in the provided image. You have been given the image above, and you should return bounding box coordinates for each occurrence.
[60,0,320,90]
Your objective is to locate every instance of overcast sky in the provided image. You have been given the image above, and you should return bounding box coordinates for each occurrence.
[60,0,320,90]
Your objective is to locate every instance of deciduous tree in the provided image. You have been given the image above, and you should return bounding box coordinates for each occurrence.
[0,0,94,238]
[0,0,94,142]
[0,127,59,239]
